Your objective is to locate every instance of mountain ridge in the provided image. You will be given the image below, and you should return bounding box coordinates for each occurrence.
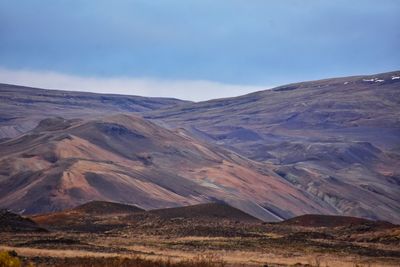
[0,114,334,221]
[0,71,399,223]
[145,70,400,223]
[0,83,190,139]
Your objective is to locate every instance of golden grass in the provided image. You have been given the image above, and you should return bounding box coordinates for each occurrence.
[2,244,399,267]
[0,249,225,267]
[0,250,21,267]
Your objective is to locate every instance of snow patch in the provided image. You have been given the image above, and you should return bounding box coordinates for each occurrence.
[392,76,400,80]
[362,78,385,83]
[362,78,375,82]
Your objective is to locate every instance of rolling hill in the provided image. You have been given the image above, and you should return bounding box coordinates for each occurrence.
[0,83,188,139]
[69,200,145,215]
[0,71,399,223]
[0,114,332,221]
[32,201,261,233]
[146,71,400,223]
[147,202,260,222]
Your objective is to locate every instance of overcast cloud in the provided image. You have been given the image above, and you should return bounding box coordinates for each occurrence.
[0,68,269,101]
[0,0,399,100]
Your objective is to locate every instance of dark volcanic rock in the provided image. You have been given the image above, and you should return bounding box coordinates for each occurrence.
[72,200,145,215]
[281,214,396,228]
[0,209,46,232]
[148,202,261,222]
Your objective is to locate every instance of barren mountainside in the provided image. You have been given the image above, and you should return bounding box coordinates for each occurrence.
[0,114,332,221]
[0,71,399,223]
[0,83,189,139]
[146,71,400,223]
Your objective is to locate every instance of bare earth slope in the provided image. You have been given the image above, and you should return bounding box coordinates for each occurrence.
[147,71,400,223]
[0,114,334,221]
[0,71,399,223]
[0,83,189,139]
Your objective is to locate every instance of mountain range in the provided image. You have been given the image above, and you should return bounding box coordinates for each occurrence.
[0,71,399,223]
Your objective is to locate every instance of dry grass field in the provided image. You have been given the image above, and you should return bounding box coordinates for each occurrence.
[1,202,399,266]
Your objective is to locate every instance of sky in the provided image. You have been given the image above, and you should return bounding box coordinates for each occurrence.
[0,0,399,101]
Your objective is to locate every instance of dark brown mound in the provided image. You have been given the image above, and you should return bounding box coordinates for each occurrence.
[71,201,145,215]
[281,214,395,228]
[0,209,46,232]
[31,202,261,234]
[148,203,261,222]
[32,201,144,232]
[33,117,75,132]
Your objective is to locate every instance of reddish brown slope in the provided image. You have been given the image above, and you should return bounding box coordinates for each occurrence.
[32,201,145,232]
[32,201,261,234]
[0,114,332,221]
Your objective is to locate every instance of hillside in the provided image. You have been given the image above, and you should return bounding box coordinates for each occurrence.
[32,202,261,234]
[0,71,399,223]
[32,201,145,232]
[146,71,400,223]
[148,202,260,222]
[0,209,45,232]
[0,83,188,139]
[70,201,145,215]
[0,114,331,221]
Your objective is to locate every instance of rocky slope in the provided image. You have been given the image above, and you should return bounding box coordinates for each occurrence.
[0,114,333,221]
[0,71,399,223]
[146,71,400,222]
[0,83,188,139]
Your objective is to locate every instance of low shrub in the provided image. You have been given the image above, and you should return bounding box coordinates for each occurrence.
[19,252,225,267]
[0,251,21,267]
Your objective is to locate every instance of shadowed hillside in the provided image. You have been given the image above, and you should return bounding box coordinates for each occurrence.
[71,201,145,215]
[0,72,399,223]
[280,214,396,228]
[0,114,330,221]
[148,202,260,222]
[0,209,45,232]
[32,202,261,234]
[0,83,189,139]
[146,71,400,223]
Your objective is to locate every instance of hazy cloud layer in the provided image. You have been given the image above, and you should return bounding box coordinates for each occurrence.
[0,0,398,89]
[0,68,269,101]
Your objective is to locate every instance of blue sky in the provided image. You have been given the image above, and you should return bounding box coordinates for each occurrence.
[0,0,399,101]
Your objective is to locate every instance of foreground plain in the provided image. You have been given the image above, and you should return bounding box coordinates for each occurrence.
[1,202,399,266]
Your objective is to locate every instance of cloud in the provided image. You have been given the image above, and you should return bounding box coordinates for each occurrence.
[0,67,270,102]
